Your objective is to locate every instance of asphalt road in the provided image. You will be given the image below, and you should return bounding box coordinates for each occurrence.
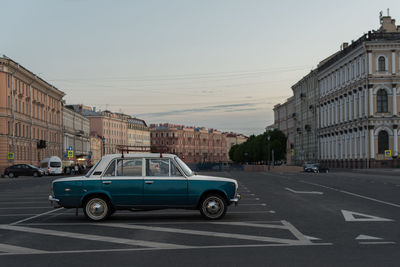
[0,171,399,267]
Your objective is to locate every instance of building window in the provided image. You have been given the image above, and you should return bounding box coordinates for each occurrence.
[376,89,388,113]
[378,56,386,72]
[378,130,389,154]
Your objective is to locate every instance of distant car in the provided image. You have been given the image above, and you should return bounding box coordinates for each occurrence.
[304,163,329,173]
[4,164,45,178]
[49,153,241,221]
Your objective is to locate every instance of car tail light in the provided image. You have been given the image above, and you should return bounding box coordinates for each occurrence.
[48,167,50,173]
[4,168,8,172]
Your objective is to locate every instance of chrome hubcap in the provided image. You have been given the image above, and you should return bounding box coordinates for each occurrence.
[202,196,224,219]
[206,200,221,214]
[86,198,107,220]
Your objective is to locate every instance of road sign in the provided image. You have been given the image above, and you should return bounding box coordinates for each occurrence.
[68,146,73,151]
[7,153,14,160]
[68,150,74,158]
[385,150,391,157]
[291,149,295,156]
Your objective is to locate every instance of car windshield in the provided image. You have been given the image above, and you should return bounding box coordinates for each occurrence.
[85,159,102,177]
[50,162,61,167]
[174,157,194,177]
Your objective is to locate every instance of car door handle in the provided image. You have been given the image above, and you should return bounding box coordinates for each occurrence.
[102,181,112,185]
[145,181,154,184]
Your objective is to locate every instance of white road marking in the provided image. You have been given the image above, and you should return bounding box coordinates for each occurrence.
[100,223,310,245]
[0,214,39,217]
[0,207,50,210]
[0,225,190,249]
[305,235,321,241]
[355,235,383,240]
[301,181,400,208]
[0,201,47,205]
[239,203,267,206]
[359,241,396,245]
[10,208,63,225]
[341,210,394,222]
[285,187,323,195]
[0,243,45,254]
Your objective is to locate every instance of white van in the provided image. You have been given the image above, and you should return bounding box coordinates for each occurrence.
[40,156,63,175]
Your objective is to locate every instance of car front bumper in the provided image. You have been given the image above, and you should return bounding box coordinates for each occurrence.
[230,193,241,206]
[49,195,61,208]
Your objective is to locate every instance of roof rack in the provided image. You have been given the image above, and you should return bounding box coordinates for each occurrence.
[116,145,151,158]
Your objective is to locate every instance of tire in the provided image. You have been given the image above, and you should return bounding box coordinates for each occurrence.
[199,194,227,220]
[33,172,38,177]
[325,170,329,173]
[83,196,112,221]
[8,172,15,178]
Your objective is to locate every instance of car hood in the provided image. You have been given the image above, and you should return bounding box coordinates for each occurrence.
[53,176,87,183]
[189,175,238,186]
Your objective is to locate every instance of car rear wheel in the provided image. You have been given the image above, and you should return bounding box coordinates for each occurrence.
[8,172,15,178]
[33,172,38,177]
[199,194,227,220]
[83,197,111,221]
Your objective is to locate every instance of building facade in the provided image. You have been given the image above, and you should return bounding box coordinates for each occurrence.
[127,118,150,150]
[0,57,65,173]
[62,105,90,163]
[292,70,319,164]
[273,96,295,164]
[150,123,228,163]
[317,15,400,168]
[89,134,102,165]
[224,132,248,162]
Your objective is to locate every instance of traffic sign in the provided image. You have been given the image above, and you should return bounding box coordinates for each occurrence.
[68,146,73,151]
[68,150,74,158]
[7,152,14,160]
[385,150,391,157]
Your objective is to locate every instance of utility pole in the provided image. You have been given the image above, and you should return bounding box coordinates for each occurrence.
[267,134,271,171]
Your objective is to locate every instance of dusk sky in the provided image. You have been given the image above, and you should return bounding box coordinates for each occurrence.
[2,0,400,136]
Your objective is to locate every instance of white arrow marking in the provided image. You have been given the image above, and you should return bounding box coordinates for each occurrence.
[355,235,383,240]
[341,210,394,222]
[285,188,323,195]
[304,235,321,241]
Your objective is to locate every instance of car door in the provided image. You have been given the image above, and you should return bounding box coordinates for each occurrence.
[101,158,143,207]
[143,158,188,207]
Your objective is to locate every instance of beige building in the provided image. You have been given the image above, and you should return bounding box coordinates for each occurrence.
[0,57,64,173]
[317,15,400,168]
[89,134,102,165]
[292,71,319,164]
[224,132,248,162]
[273,96,295,164]
[127,118,150,150]
[63,105,90,162]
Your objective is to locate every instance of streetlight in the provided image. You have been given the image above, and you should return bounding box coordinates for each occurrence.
[267,134,271,171]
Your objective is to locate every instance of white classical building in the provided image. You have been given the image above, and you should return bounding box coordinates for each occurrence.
[317,15,400,168]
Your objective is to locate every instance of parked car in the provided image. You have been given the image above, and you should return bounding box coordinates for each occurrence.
[40,156,63,175]
[49,153,241,221]
[4,164,45,178]
[304,163,329,173]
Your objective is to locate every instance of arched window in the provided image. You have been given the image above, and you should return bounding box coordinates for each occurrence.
[377,89,388,113]
[378,130,389,154]
[378,56,386,72]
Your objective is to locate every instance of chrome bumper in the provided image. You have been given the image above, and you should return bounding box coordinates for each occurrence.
[230,194,241,206]
[49,195,60,208]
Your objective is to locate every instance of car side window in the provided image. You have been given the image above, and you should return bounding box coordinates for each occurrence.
[104,160,116,177]
[146,159,170,177]
[117,158,142,176]
[171,161,183,177]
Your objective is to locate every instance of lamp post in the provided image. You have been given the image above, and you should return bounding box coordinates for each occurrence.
[267,135,271,171]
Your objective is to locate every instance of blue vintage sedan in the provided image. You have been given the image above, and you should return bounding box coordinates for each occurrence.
[49,153,240,221]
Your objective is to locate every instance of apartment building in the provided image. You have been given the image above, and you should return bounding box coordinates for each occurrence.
[224,132,248,162]
[0,57,65,173]
[127,118,150,150]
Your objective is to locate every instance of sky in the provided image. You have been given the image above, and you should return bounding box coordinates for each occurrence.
[1,0,400,136]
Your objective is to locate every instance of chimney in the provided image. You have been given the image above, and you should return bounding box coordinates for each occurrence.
[341,42,349,50]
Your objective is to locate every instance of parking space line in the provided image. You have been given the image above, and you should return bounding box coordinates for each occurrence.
[0,225,190,249]
[211,221,288,230]
[359,241,396,245]
[100,223,310,245]
[10,208,63,225]
[0,207,50,210]
[0,243,45,254]
[301,181,400,208]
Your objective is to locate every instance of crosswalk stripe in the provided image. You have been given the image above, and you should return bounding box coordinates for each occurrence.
[0,243,45,254]
[0,225,191,249]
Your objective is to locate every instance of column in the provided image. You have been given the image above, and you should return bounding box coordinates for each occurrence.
[328,103,331,126]
[335,134,339,159]
[394,127,398,157]
[344,134,348,159]
[369,128,375,159]
[358,90,362,118]
[368,51,372,75]
[339,98,343,123]
[392,51,396,74]
[364,129,368,159]
[369,87,373,116]
[340,135,343,160]
[354,132,358,159]
[349,132,353,160]
[327,136,331,159]
[349,94,353,121]
[344,96,348,121]
[364,88,368,117]
[393,86,397,116]
[335,100,338,124]
[359,130,363,159]
[353,92,357,119]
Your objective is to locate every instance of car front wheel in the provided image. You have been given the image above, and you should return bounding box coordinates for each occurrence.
[199,194,227,220]
[8,172,15,178]
[33,172,38,177]
[83,197,111,221]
